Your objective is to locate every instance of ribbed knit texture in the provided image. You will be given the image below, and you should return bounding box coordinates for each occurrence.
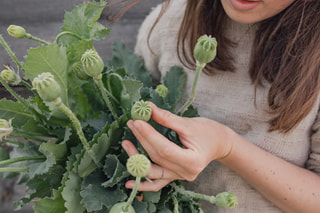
[134,0,320,212]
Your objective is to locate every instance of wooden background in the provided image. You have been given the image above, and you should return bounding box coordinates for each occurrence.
[0,0,161,212]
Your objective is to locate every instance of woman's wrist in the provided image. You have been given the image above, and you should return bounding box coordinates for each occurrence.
[215,126,238,162]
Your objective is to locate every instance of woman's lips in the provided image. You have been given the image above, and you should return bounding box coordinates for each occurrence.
[229,0,261,11]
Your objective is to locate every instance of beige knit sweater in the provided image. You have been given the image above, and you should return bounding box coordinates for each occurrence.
[134,0,320,212]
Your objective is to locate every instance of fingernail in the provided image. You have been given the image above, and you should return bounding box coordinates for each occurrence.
[127,120,133,129]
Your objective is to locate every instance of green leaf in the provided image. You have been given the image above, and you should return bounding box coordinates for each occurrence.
[132,199,149,213]
[67,40,93,65]
[28,142,67,179]
[108,43,152,87]
[34,190,66,213]
[77,133,111,177]
[24,43,69,104]
[0,99,35,128]
[163,66,186,110]
[80,171,127,211]
[61,0,109,43]
[62,172,86,213]
[143,191,162,203]
[102,154,130,187]
[122,78,143,106]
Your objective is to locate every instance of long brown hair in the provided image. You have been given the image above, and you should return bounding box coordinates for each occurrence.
[147,0,320,133]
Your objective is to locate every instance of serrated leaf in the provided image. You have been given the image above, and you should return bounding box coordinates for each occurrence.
[77,133,110,177]
[62,172,86,213]
[67,40,93,65]
[28,142,67,179]
[108,43,152,86]
[80,171,127,211]
[24,43,69,104]
[61,1,109,44]
[122,78,143,105]
[102,154,130,187]
[33,190,66,213]
[163,66,186,110]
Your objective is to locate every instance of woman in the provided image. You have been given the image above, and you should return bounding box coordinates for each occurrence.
[121,0,320,212]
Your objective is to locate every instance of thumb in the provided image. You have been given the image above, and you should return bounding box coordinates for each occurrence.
[148,102,188,135]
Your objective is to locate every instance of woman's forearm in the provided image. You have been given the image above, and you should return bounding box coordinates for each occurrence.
[219,133,320,213]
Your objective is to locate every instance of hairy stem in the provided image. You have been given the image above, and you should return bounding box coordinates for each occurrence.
[25,33,49,45]
[0,156,45,167]
[178,62,204,115]
[55,31,82,44]
[124,176,141,211]
[172,194,180,213]
[0,76,31,111]
[53,98,100,166]
[0,34,25,72]
[2,138,24,146]
[95,78,118,120]
[0,167,28,173]
[173,183,216,204]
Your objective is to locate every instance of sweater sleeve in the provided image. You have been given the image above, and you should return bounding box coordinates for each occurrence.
[307,106,320,175]
[134,3,163,82]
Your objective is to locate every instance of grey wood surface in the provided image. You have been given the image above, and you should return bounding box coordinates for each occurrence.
[0,1,161,212]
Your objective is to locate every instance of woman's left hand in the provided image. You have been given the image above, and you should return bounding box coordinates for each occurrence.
[122,102,235,191]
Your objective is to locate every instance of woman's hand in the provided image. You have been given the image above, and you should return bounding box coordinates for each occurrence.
[122,102,236,191]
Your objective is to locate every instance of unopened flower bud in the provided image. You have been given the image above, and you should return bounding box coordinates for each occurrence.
[126,154,151,177]
[71,62,90,80]
[1,67,21,85]
[155,84,168,98]
[215,192,238,209]
[0,119,13,140]
[81,49,104,79]
[32,72,61,102]
[7,25,27,39]
[193,35,217,67]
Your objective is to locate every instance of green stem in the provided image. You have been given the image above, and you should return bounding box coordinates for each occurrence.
[0,34,25,72]
[55,31,82,44]
[95,78,118,120]
[0,167,28,173]
[25,33,49,45]
[21,80,32,89]
[124,176,141,211]
[172,194,180,213]
[178,62,205,115]
[0,76,31,111]
[173,183,216,204]
[53,98,100,166]
[2,138,24,146]
[0,156,45,167]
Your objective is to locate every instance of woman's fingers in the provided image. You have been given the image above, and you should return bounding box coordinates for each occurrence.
[121,140,140,156]
[126,120,200,181]
[125,178,172,192]
[148,102,189,136]
[122,140,182,180]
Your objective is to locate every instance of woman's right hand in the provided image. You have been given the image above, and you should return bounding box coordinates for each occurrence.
[122,102,236,191]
